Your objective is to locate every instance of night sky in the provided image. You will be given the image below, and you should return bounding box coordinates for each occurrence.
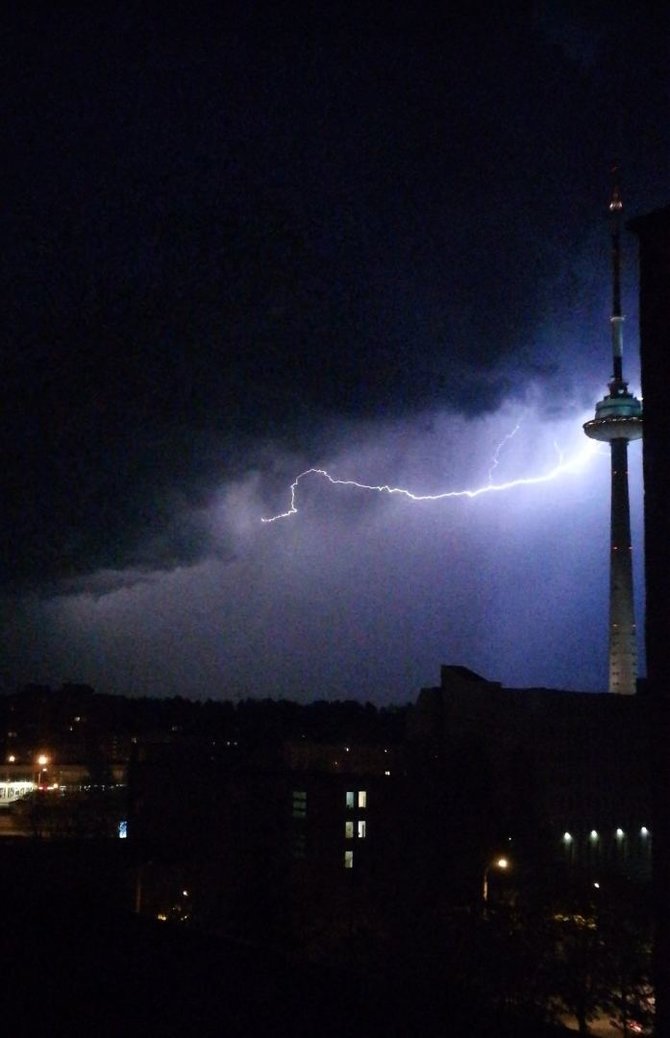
[2,4,668,702]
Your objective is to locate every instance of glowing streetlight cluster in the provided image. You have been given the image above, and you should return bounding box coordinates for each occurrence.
[562,826,651,844]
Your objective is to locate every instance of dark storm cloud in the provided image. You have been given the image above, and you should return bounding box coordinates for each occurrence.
[1,0,666,709]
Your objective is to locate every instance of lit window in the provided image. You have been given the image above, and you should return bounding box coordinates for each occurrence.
[344,850,354,869]
[118,820,128,839]
[345,821,354,839]
[357,820,366,839]
[357,791,367,809]
[346,791,355,809]
[292,791,307,818]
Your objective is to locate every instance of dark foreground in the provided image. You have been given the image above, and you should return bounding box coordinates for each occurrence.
[0,840,571,1037]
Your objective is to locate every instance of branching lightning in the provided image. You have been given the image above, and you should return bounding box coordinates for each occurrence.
[487,423,520,483]
[261,434,599,524]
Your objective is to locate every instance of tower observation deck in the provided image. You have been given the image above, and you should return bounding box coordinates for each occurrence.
[583,182,642,694]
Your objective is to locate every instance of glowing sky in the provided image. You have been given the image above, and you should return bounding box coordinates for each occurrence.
[2,4,665,701]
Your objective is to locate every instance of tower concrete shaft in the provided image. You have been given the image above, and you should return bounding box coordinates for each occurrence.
[583,176,642,694]
[608,438,637,694]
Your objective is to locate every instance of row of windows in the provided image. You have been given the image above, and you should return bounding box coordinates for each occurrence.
[344,793,368,868]
[292,789,369,817]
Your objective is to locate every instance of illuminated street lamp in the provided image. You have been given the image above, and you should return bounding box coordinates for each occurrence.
[35,754,49,789]
[482,856,509,904]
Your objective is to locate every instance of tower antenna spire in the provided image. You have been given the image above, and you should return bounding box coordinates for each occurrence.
[610,165,624,381]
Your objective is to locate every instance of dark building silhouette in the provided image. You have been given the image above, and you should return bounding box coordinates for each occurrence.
[126,666,652,958]
[129,737,406,950]
[412,666,652,880]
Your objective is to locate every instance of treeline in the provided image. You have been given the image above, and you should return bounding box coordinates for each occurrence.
[0,682,410,750]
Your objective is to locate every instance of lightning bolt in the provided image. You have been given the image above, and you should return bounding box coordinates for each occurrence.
[261,437,599,523]
[487,423,520,483]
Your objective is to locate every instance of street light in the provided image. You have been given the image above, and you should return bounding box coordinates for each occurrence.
[35,754,49,789]
[482,856,509,904]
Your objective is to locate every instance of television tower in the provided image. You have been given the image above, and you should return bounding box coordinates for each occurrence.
[583,177,643,694]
